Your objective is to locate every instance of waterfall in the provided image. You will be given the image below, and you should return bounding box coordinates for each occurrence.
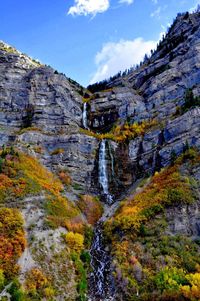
[82,102,88,129]
[108,141,115,177]
[98,140,113,204]
[88,140,115,300]
[88,222,115,301]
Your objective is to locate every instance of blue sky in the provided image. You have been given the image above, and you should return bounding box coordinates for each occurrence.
[0,0,199,86]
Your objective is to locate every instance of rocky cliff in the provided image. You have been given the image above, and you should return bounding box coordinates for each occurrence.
[0,10,200,301]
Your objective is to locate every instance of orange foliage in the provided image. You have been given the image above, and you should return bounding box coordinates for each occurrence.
[80,119,157,142]
[78,195,103,225]
[0,147,82,231]
[0,148,63,202]
[25,268,48,292]
[45,195,81,229]
[64,215,85,234]
[58,171,72,186]
[0,208,26,278]
[107,162,195,233]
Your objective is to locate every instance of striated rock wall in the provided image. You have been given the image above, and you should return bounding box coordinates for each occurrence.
[88,12,200,129]
[0,11,200,198]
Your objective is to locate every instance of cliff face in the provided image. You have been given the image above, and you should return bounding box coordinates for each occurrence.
[0,41,99,192]
[1,12,200,196]
[0,10,200,301]
[86,11,200,195]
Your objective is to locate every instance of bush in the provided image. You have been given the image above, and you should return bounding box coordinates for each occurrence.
[25,268,48,295]
[0,269,5,290]
[154,267,187,293]
[182,89,200,112]
[78,195,103,225]
[0,208,26,279]
[8,279,26,301]
[51,148,64,155]
[65,232,84,253]
[181,273,200,300]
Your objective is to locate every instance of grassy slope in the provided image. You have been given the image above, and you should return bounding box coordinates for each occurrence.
[104,149,200,301]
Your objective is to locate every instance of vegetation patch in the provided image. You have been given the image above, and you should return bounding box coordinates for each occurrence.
[77,195,103,226]
[81,119,157,143]
[104,149,200,300]
[0,208,26,281]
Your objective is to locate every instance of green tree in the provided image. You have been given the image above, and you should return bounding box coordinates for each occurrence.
[0,269,5,290]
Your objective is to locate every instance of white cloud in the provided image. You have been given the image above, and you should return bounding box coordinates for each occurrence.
[68,0,109,16]
[150,5,167,19]
[189,0,200,12]
[90,38,157,83]
[150,6,161,18]
[119,0,134,4]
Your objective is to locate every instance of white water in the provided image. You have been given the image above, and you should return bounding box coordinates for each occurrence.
[98,140,113,204]
[108,141,115,177]
[89,222,115,301]
[83,102,88,129]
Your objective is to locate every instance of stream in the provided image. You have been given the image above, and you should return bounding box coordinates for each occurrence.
[88,221,115,301]
[88,139,116,300]
[82,106,116,300]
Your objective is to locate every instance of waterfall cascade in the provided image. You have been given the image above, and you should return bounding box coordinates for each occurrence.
[88,222,114,301]
[82,104,115,300]
[98,140,113,204]
[83,102,88,129]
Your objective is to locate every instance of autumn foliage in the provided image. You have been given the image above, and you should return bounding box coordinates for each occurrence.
[0,147,83,231]
[78,195,103,225]
[0,207,26,279]
[81,119,157,142]
[107,160,195,233]
[65,232,84,253]
[24,268,55,298]
[0,147,63,202]
[105,149,200,300]
[58,170,72,186]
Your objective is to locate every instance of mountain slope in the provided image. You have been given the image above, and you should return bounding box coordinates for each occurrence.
[0,10,200,301]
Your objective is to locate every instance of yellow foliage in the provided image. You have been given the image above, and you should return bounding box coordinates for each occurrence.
[51,148,65,155]
[25,268,48,292]
[0,208,26,278]
[0,148,63,202]
[107,161,195,233]
[181,273,200,300]
[43,287,55,297]
[65,232,84,253]
[80,119,157,142]
[18,152,63,196]
[0,148,82,231]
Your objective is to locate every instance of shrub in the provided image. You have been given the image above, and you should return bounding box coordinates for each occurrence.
[58,171,72,186]
[45,195,80,229]
[0,208,26,279]
[8,279,26,301]
[0,269,5,290]
[51,148,64,155]
[106,156,196,233]
[25,268,48,294]
[65,232,84,253]
[80,119,157,143]
[78,195,103,225]
[154,267,187,293]
[181,273,200,300]
[182,89,200,112]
